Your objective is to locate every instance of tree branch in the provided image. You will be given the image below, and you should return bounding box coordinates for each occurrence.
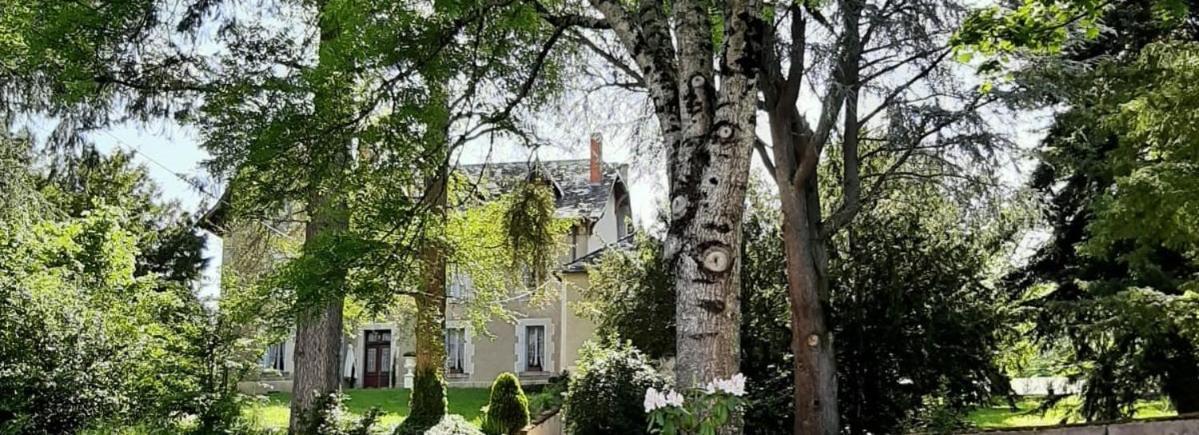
[755,137,778,175]
[858,48,952,126]
[568,29,646,87]
[532,1,611,29]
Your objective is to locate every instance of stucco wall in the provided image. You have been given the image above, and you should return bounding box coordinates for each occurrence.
[558,272,596,373]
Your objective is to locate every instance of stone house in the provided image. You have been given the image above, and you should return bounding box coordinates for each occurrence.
[210,135,633,389]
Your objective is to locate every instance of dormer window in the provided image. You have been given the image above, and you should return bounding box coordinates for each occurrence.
[614,183,633,239]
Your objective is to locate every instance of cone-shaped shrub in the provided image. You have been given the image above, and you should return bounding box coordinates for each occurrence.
[481,372,530,435]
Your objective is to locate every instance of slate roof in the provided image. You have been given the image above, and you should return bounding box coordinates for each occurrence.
[460,159,627,220]
[560,234,636,273]
[199,158,627,236]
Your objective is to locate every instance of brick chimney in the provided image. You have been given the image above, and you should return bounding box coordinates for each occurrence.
[589,132,603,184]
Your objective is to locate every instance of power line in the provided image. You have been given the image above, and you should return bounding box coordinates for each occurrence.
[94,129,289,237]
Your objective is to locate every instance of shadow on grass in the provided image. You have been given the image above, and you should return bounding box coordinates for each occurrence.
[250,388,492,430]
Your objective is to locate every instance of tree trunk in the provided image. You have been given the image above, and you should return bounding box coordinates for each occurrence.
[289,190,349,433]
[583,2,761,432]
[1161,332,1199,414]
[667,1,760,401]
[405,169,449,430]
[777,181,840,435]
[289,3,350,432]
[766,106,840,433]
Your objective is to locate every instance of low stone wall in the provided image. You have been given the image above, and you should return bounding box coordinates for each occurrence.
[965,415,1199,435]
[522,409,563,435]
[237,380,293,395]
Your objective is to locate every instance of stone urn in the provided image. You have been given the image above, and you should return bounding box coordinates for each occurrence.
[402,352,416,389]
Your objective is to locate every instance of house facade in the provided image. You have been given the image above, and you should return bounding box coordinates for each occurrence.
[222,135,632,389]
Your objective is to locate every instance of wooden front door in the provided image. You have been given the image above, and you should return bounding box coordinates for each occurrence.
[363,330,391,388]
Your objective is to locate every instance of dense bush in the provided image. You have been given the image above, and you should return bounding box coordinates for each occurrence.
[425,414,485,435]
[525,372,568,418]
[0,140,267,433]
[481,373,530,435]
[563,340,666,435]
[0,281,125,434]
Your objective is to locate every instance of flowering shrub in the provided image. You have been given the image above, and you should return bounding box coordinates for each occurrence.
[644,374,747,435]
[564,341,666,434]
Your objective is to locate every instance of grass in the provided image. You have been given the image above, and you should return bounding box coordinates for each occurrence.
[244,388,492,430]
[966,396,1176,428]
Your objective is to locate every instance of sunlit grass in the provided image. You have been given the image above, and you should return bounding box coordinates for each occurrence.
[966,396,1176,428]
[244,388,492,430]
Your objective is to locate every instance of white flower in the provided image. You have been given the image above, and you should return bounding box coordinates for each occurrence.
[704,373,748,397]
[664,390,685,407]
[644,387,685,412]
[726,373,747,396]
[644,387,666,412]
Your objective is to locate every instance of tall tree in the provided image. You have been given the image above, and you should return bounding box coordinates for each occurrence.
[4,1,580,431]
[540,0,766,413]
[582,171,1022,434]
[750,0,998,431]
[555,0,1001,430]
[285,1,355,429]
[960,0,1199,418]
[400,89,451,433]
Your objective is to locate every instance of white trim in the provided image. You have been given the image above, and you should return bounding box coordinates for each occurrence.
[558,281,568,373]
[515,318,555,374]
[445,320,475,375]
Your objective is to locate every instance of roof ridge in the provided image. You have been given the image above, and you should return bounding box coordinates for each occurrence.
[458,158,627,168]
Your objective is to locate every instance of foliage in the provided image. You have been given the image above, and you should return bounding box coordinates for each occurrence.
[999,0,1199,419]
[502,179,566,289]
[0,136,266,433]
[954,0,1189,69]
[0,264,126,434]
[583,175,1019,433]
[829,187,1020,433]
[644,375,747,435]
[525,372,569,419]
[481,373,530,435]
[577,231,675,359]
[424,415,485,435]
[36,146,207,285]
[563,340,667,435]
[444,178,570,333]
[396,368,448,435]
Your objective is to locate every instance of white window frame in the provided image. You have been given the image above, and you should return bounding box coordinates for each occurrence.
[445,320,474,375]
[514,318,554,374]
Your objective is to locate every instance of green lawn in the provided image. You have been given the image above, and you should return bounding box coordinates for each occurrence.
[244,388,492,430]
[966,396,1176,428]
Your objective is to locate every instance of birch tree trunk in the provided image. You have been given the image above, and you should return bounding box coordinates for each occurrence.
[584,0,763,425]
[289,2,350,431]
